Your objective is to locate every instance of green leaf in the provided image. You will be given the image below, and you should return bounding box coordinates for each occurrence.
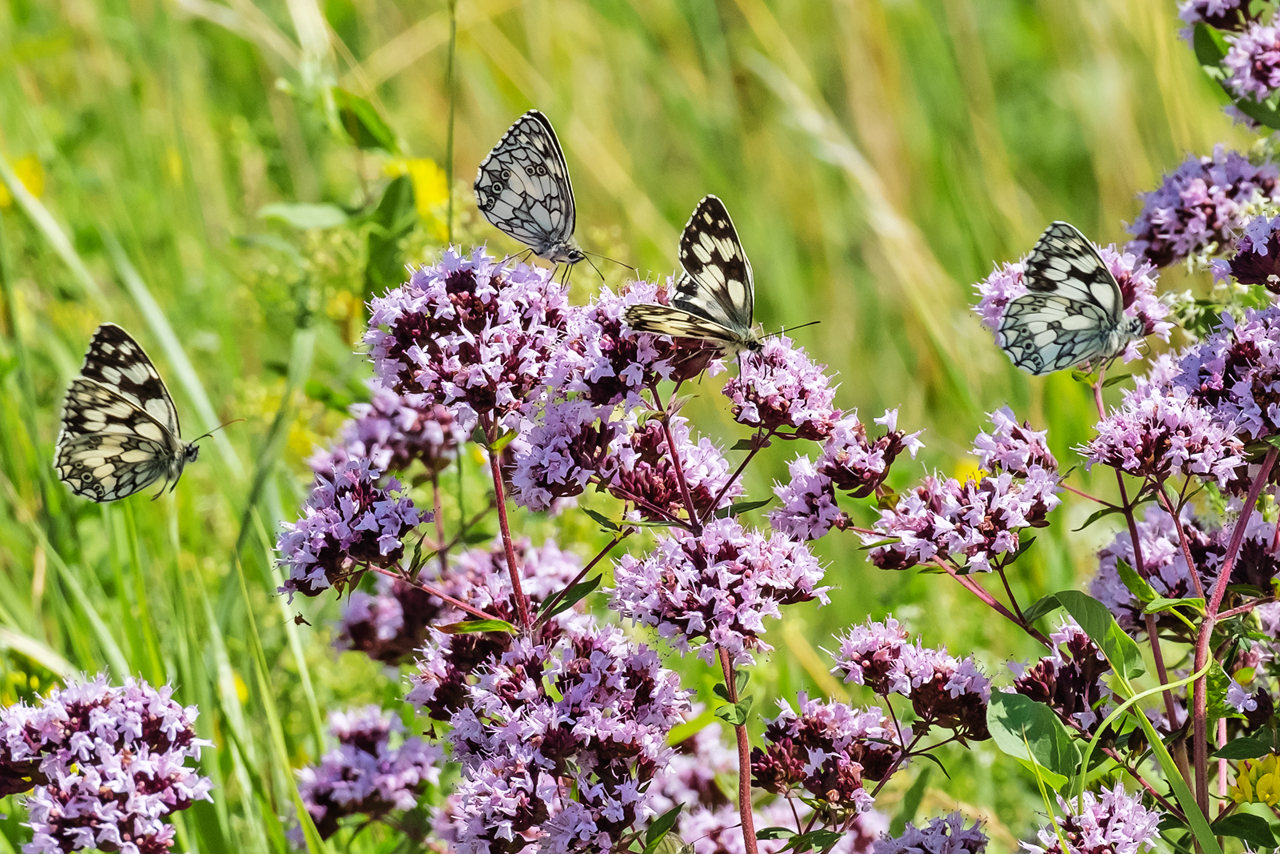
[436,619,517,635]
[890,767,933,836]
[755,828,796,841]
[1212,730,1279,760]
[303,380,354,413]
[331,87,399,152]
[1211,813,1276,848]
[1073,504,1125,532]
[731,438,757,451]
[463,528,494,545]
[1054,590,1145,679]
[1144,596,1205,616]
[642,805,684,854]
[1070,369,1097,384]
[858,537,902,551]
[714,498,774,519]
[780,829,843,853]
[1193,23,1227,72]
[1102,373,1131,388]
[1206,661,1243,719]
[1115,559,1158,604]
[714,696,754,726]
[1021,594,1064,626]
[986,693,1080,789]
[539,575,602,621]
[736,669,750,695]
[582,508,620,531]
[1266,434,1280,450]
[713,682,732,702]
[257,202,348,229]
[364,175,417,305]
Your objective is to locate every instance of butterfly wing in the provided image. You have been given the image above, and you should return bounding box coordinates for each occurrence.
[621,303,745,348]
[1022,221,1124,321]
[55,378,180,501]
[79,323,181,437]
[474,110,578,259]
[997,221,1132,375]
[674,196,755,334]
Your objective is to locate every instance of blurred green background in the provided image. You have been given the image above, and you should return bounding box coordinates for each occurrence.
[0,0,1252,850]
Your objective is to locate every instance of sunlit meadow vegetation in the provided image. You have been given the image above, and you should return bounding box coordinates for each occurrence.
[0,0,1266,852]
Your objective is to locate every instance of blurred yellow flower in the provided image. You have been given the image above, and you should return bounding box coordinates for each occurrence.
[0,155,45,207]
[1231,753,1280,805]
[954,458,984,484]
[386,157,450,239]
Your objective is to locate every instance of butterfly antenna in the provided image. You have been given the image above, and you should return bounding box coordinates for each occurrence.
[583,254,607,284]
[766,320,822,339]
[583,250,638,276]
[190,418,246,444]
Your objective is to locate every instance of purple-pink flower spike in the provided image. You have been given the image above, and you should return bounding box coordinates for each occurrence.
[1020,784,1163,854]
[0,674,212,854]
[873,812,989,854]
[722,336,839,440]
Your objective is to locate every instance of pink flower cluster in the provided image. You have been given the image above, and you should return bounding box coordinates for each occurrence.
[1214,214,1280,290]
[277,459,422,598]
[0,674,212,854]
[1010,621,1112,731]
[310,381,466,476]
[874,812,989,854]
[1021,784,1163,854]
[293,706,442,842]
[831,617,991,740]
[770,410,923,541]
[610,516,829,665]
[364,249,570,432]
[1126,146,1279,267]
[1225,24,1280,102]
[751,695,903,816]
[866,411,1060,573]
[722,336,839,440]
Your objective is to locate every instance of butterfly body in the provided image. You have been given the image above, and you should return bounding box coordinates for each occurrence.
[475,110,585,265]
[55,323,198,502]
[624,195,762,357]
[997,221,1146,375]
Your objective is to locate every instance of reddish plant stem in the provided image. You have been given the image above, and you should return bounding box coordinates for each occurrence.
[996,566,1025,623]
[485,426,532,629]
[536,531,630,627]
[650,383,702,533]
[718,647,759,854]
[699,427,775,527]
[1060,482,1116,506]
[432,475,449,576]
[1217,596,1275,621]
[1193,446,1279,813]
[935,560,1050,647]
[1145,613,1193,788]
[1157,482,1207,600]
[371,566,498,621]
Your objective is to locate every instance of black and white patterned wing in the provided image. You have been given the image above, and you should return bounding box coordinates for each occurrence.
[1022,221,1123,322]
[55,378,178,501]
[474,110,577,258]
[621,303,743,347]
[78,323,181,438]
[997,295,1117,375]
[672,196,754,334]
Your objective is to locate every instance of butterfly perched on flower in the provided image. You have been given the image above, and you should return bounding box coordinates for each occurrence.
[55,323,201,502]
[998,221,1146,375]
[623,194,762,357]
[474,110,585,266]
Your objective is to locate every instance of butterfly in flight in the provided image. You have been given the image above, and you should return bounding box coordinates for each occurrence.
[474,110,586,267]
[998,221,1146,376]
[623,195,762,358]
[55,323,201,502]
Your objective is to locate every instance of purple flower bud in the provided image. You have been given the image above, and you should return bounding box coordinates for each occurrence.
[292,706,442,843]
[0,674,212,854]
[310,381,466,476]
[1127,146,1279,268]
[1021,784,1163,854]
[770,456,846,541]
[873,812,989,854]
[1220,214,1280,291]
[1009,620,1111,732]
[1225,24,1280,103]
[510,400,618,511]
[603,413,740,523]
[277,459,422,599]
[364,248,570,432]
[722,336,839,440]
[611,517,829,666]
[752,695,904,815]
[972,407,1056,476]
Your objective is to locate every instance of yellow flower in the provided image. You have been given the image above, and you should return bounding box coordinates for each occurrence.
[385,157,450,239]
[0,155,45,207]
[1231,753,1280,805]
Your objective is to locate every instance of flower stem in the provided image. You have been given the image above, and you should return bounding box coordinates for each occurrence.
[935,559,1050,646]
[700,427,774,527]
[1158,481,1207,600]
[650,382,702,533]
[718,647,759,854]
[535,530,630,627]
[371,566,498,621]
[1193,446,1279,813]
[1145,612,1193,788]
[485,428,532,629]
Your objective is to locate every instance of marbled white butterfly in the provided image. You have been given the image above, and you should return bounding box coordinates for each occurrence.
[474,110,585,266]
[55,323,200,502]
[624,195,762,357]
[998,221,1145,375]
